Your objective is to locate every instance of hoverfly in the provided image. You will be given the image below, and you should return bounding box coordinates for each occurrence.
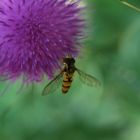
[42,56,101,95]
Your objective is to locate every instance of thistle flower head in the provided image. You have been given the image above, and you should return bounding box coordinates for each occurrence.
[0,0,84,82]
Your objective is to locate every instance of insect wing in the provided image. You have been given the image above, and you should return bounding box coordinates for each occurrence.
[42,72,63,95]
[76,68,101,87]
[0,75,10,81]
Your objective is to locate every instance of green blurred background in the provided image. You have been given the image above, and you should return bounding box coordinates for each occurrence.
[0,0,140,140]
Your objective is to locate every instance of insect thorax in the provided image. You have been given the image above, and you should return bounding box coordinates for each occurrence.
[63,57,75,65]
[63,57,76,73]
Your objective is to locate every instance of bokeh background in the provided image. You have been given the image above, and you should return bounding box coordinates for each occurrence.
[0,0,140,140]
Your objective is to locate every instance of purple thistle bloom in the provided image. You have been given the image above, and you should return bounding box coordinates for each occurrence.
[0,0,84,82]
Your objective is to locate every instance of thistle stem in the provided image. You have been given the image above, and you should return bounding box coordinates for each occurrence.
[120,1,140,12]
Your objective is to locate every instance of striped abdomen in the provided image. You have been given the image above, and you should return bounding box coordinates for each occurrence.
[62,72,73,93]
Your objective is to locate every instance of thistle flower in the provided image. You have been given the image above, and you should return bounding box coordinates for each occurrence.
[0,0,84,82]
